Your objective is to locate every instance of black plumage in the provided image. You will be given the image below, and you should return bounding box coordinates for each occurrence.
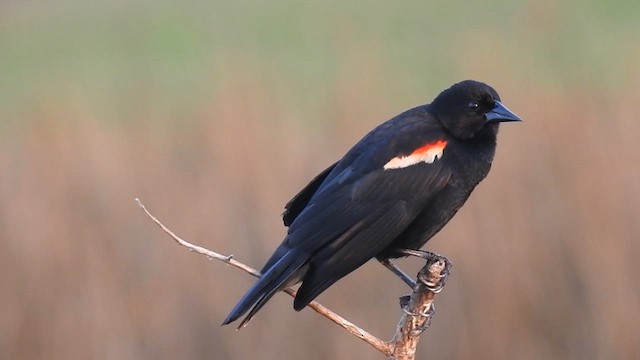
[223,80,521,328]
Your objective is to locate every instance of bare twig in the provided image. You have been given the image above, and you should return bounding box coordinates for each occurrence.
[390,257,451,359]
[135,198,392,356]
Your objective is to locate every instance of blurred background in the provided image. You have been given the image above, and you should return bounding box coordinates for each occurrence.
[1,1,639,359]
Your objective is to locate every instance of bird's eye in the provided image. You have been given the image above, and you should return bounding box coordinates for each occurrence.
[467,101,480,111]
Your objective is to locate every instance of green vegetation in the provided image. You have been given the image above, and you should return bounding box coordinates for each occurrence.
[2,0,638,125]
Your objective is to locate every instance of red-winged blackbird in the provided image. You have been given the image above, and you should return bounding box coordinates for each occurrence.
[223,80,521,328]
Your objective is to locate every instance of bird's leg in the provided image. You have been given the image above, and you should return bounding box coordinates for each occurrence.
[378,259,416,288]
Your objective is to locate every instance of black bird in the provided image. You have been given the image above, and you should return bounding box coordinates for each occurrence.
[223,80,521,328]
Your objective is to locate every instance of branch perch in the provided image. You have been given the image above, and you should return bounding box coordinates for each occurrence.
[136,198,451,359]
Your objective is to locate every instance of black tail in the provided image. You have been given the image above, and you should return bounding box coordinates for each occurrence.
[222,250,309,329]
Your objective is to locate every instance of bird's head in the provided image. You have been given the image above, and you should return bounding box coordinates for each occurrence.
[430,80,522,140]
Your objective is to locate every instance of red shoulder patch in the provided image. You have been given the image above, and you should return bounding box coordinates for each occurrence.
[383,140,448,170]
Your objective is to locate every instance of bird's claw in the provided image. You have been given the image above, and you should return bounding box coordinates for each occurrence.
[411,304,435,335]
[399,295,436,335]
[417,261,450,293]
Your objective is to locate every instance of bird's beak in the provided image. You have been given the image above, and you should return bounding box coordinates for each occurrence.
[485,101,522,123]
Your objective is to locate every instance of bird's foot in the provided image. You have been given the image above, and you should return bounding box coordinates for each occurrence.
[399,295,436,335]
[420,256,452,293]
[396,252,451,335]
[396,249,452,293]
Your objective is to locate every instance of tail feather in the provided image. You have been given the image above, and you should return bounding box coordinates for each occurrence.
[222,250,309,328]
[235,284,281,329]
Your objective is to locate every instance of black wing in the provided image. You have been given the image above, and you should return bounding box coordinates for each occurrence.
[291,157,452,309]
